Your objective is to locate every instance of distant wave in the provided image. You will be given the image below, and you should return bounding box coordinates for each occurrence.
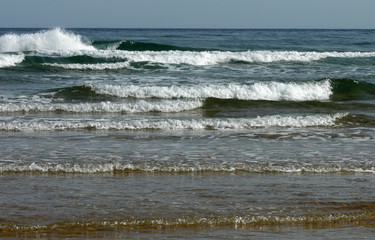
[42,49,375,66]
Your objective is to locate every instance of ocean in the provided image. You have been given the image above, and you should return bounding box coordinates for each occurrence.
[1,28,375,239]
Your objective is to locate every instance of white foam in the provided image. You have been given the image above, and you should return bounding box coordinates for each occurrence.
[0,100,202,113]
[89,80,332,101]
[0,28,95,52]
[0,113,347,131]
[43,49,375,65]
[118,50,375,65]
[44,61,130,70]
[1,159,373,174]
[0,54,24,68]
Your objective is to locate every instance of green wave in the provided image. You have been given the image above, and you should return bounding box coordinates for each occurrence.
[41,78,375,107]
[44,85,115,102]
[330,78,375,101]
[336,114,375,127]
[92,40,207,51]
[202,99,375,114]
[116,40,199,51]
[23,55,118,65]
[202,79,375,109]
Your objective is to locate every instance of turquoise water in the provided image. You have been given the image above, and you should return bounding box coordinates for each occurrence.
[1,28,375,239]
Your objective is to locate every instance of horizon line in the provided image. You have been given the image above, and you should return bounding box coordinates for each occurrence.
[1,27,375,30]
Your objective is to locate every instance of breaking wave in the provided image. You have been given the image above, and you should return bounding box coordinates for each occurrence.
[0,28,95,52]
[2,28,375,69]
[80,79,375,102]
[0,54,25,68]
[88,80,332,101]
[0,113,347,131]
[0,100,202,113]
[45,49,375,66]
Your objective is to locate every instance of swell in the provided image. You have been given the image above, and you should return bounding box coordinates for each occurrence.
[23,55,117,65]
[45,85,114,102]
[330,78,375,101]
[202,98,375,112]
[98,40,202,51]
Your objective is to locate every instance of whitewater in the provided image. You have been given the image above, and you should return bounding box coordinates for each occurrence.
[2,28,375,69]
[2,28,375,239]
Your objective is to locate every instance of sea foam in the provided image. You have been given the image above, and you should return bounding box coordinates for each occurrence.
[44,61,130,70]
[2,28,375,67]
[0,28,95,52]
[0,113,347,131]
[88,80,332,101]
[0,54,25,68]
[117,50,375,65]
[0,100,202,113]
[1,157,373,174]
[50,49,375,66]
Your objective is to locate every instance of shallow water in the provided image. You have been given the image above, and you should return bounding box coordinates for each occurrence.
[1,28,375,239]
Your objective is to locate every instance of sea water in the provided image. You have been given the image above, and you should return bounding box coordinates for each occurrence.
[1,28,375,239]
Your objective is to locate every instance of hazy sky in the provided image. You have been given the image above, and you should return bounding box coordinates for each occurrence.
[1,0,374,28]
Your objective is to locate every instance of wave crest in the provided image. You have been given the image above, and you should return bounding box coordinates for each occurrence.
[77,49,375,65]
[0,100,202,113]
[88,80,332,101]
[0,28,95,52]
[0,54,24,68]
[0,113,347,131]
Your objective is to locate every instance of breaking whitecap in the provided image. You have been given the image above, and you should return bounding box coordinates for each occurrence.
[87,80,333,101]
[0,113,348,131]
[0,54,25,68]
[0,100,203,113]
